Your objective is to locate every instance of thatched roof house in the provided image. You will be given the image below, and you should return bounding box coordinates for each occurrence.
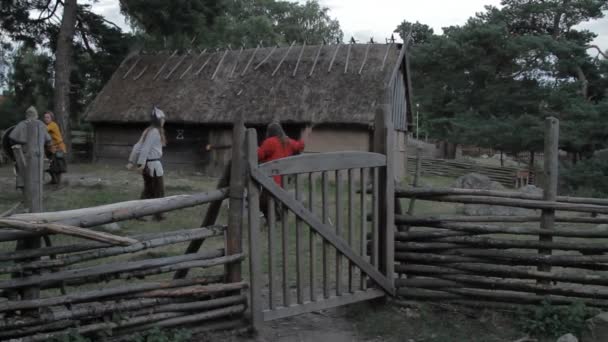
[85,43,413,176]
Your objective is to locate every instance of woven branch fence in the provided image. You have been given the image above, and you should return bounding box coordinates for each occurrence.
[406,157,535,188]
[394,186,608,309]
[0,189,249,341]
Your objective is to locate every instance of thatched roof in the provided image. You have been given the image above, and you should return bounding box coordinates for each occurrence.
[84,43,409,127]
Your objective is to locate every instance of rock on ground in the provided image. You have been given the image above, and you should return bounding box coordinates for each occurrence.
[454,173,539,216]
[582,312,608,342]
[556,333,578,342]
[98,222,121,233]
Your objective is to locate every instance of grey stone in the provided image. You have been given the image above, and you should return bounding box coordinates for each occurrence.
[556,333,578,342]
[98,222,121,233]
[582,312,608,342]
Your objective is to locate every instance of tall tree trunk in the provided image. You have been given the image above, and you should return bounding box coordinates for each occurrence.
[53,0,78,158]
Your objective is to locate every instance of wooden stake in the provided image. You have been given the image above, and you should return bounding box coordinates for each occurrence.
[194,52,215,76]
[328,43,341,73]
[293,42,306,77]
[241,43,260,76]
[164,53,188,80]
[122,58,140,79]
[211,48,230,80]
[539,117,559,279]
[309,43,324,77]
[254,45,277,70]
[153,50,177,80]
[272,41,295,76]
[132,65,149,80]
[229,46,244,78]
[179,49,207,79]
[359,44,371,74]
[344,43,352,73]
[381,43,392,71]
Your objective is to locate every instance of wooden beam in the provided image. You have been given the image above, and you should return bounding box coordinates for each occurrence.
[328,43,341,73]
[258,151,385,176]
[359,44,371,74]
[164,53,188,80]
[179,49,207,79]
[194,50,217,76]
[272,41,295,76]
[229,47,244,78]
[254,45,278,70]
[309,43,324,77]
[122,58,140,79]
[292,42,306,77]
[241,43,260,76]
[381,43,392,71]
[153,50,177,80]
[539,116,559,278]
[132,65,149,80]
[226,112,246,282]
[250,167,395,296]
[344,43,352,73]
[211,48,230,80]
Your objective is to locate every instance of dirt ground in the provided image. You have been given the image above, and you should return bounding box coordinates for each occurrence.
[0,163,531,342]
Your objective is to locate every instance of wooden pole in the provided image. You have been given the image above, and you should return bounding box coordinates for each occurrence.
[246,128,263,331]
[539,117,559,279]
[226,112,246,283]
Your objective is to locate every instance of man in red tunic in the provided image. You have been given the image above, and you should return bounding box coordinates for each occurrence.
[257,122,312,219]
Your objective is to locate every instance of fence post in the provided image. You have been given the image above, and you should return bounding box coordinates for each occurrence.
[15,121,45,308]
[226,113,246,283]
[373,107,395,287]
[245,128,263,330]
[539,117,559,280]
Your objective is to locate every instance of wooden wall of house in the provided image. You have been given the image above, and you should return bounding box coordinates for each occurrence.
[390,69,408,132]
[93,124,231,176]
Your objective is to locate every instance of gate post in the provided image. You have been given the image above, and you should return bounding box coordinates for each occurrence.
[373,107,395,287]
[245,128,263,330]
[226,112,246,283]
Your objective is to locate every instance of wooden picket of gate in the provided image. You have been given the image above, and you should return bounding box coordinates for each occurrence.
[245,110,396,328]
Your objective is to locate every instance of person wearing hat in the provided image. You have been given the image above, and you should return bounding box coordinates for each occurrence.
[43,111,67,184]
[8,106,51,189]
[127,106,167,221]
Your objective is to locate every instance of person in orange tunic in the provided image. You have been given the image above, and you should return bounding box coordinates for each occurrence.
[43,111,67,184]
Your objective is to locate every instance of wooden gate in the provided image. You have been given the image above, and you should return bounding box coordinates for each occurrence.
[245,111,396,328]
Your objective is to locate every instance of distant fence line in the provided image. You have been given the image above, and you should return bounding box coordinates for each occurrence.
[406,156,536,188]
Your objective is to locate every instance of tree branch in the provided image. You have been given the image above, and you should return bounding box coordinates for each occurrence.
[77,19,95,54]
[33,0,62,23]
[586,45,608,59]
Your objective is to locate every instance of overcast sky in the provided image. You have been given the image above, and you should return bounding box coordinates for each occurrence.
[93,0,608,51]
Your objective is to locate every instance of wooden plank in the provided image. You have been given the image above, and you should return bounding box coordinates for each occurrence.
[272,41,295,76]
[211,48,230,80]
[226,113,246,282]
[336,170,343,296]
[293,42,306,77]
[348,169,355,293]
[322,171,330,298]
[250,168,395,295]
[328,43,341,73]
[295,174,304,304]
[539,117,559,277]
[268,197,277,310]
[360,168,367,290]
[383,111,396,283]
[359,44,371,74]
[281,176,290,307]
[122,58,140,79]
[309,172,317,302]
[241,43,260,76]
[246,129,263,331]
[262,289,384,321]
[153,50,177,80]
[259,152,386,176]
[371,167,379,268]
[254,45,277,70]
[309,43,324,77]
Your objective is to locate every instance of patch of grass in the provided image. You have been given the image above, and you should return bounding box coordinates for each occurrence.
[516,300,595,339]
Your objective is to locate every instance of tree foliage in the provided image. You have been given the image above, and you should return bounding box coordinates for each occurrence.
[401,0,608,158]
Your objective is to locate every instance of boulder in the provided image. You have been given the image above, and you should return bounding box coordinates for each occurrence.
[556,333,578,342]
[98,222,121,233]
[581,312,608,342]
[454,173,537,216]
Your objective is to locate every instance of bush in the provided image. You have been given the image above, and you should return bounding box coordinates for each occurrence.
[517,301,593,338]
[560,158,608,197]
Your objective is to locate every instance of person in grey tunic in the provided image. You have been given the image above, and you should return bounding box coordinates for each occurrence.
[8,106,51,189]
[127,106,167,221]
